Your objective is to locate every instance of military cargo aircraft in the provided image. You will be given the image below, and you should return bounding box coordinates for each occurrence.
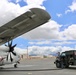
[0,8,51,68]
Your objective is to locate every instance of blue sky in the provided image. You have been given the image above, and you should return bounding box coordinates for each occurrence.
[0,0,76,55]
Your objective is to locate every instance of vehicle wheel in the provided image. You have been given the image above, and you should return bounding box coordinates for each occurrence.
[14,64,18,68]
[65,64,69,68]
[56,62,61,68]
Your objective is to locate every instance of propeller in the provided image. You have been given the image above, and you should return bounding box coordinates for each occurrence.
[5,40,17,62]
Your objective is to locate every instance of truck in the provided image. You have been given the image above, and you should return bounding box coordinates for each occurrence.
[54,50,76,68]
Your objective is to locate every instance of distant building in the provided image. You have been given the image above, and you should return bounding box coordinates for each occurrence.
[21,53,54,60]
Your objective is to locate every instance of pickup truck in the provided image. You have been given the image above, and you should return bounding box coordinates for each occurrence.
[54,50,76,68]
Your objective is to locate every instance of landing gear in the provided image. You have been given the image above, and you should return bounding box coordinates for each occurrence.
[14,64,18,68]
[14,61,20,68]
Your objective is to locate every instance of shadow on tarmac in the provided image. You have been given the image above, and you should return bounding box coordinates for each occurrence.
[67,67,76,70]
[0,68,62,72]
[1,66,76,72]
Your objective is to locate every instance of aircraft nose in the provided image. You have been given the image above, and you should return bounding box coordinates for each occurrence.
[30,8,51,21]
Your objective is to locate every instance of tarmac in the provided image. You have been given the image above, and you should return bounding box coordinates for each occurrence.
[0,57,76,75]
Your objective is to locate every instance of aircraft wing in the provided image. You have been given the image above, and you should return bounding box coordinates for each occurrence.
[0,8,51,45]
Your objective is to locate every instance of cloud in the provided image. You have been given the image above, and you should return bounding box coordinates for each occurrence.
[53,40,76,46]
[27,46,75,56]
[0,0,46,27]
[16,0,22,3]
[65,0,76,14]
[16,0,46,9]
[0,0,26,26]
[29,40,51,45]
[24,0,46,5]
[22,20,76,40]
[22,20,63,40]
[9,0,46,5]
[28,40,76,49]
[23,0,46,9]
[62,24,76,40]
[14,47,27,55]
[28,46,58,55]
[56,13,62,17]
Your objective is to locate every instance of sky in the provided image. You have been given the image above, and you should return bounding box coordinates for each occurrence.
[0,0,76,56]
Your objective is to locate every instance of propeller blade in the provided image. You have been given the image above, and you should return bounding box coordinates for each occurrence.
[10,40,13,47]
[8,41,10,47]
[12,44,17,48]
[6,55,8,61]
[9,42,12,48]
[12,51,16,56]
[6,53,9,61]
[10,53,13,62]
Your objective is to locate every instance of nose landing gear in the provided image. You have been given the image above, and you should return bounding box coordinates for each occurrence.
[14,64,18,68]
[14,61,20,68]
